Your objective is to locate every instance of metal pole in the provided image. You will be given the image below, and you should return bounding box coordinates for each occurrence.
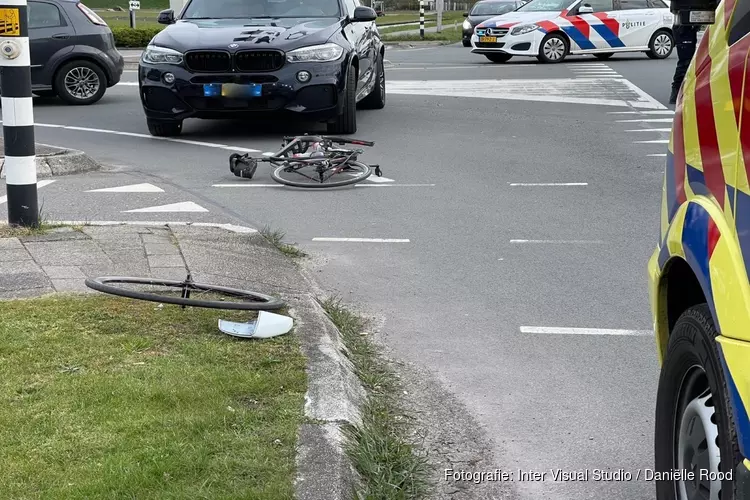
[437,0,443,32]
[0,0,38,227]
[129,7,136,28]
[419,0,424,39]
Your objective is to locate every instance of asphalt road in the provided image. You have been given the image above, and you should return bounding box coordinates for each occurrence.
[0,43,678,499]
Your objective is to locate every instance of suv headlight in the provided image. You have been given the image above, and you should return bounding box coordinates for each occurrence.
[287,43,344,63]
[463,19,471,29]
[511,24,539,35]
[142,45,184,65]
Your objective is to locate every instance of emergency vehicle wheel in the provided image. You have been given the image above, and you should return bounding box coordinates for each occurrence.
[647,29,674,59]
[537,32,569,63]
[654,305,741,500]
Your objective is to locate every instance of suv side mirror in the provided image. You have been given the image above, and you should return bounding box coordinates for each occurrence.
[463,11,469,16]
[578,4,594,12]
[158,9,176,24]
[352,6,378,21]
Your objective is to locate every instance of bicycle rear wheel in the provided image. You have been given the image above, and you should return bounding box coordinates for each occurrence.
[84,275,285,310]
[271,160,371,188]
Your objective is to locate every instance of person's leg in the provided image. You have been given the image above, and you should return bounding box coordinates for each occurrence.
[670,25,698,104]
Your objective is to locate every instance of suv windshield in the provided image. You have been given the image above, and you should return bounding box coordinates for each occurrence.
[516,0,573,11]
[183,0,341,19]
[470,2,517,15]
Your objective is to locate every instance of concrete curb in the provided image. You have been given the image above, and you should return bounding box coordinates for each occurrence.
[285,293,365,500]
[0,148,101,179]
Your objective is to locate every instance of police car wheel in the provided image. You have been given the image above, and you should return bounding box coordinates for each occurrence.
[654,304,741,500]
[537,33,568,63]
[647,29,674,59]
[485,53,512,63]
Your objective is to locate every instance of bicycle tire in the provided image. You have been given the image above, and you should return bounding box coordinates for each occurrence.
[271,160,371,188]
[84,276,285,311]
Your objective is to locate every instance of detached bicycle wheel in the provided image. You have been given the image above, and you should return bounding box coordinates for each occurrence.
[271,160,371,188]
[84,275,284,310]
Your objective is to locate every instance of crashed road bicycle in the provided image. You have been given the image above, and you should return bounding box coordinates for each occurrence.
[229,134,383,188]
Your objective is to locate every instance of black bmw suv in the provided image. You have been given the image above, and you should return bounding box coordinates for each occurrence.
[138,0,386,137]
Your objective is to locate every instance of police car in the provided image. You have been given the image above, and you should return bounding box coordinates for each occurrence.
[470,0,675,63]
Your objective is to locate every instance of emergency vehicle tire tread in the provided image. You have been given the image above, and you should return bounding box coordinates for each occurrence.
[594,52,614,60]
[485,53,513,63]
[537,32,569,63]
[647,29,674,59]
[654,304,741,500]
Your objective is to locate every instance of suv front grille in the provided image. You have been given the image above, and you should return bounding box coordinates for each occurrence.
[234,50,285,72]
[185,51,231,72]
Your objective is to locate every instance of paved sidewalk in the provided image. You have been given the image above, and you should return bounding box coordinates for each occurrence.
[0,222,363,500]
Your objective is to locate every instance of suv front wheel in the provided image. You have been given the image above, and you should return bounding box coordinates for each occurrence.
[54,60,107,105]
[147,119,183,137]
[327,66,357,135]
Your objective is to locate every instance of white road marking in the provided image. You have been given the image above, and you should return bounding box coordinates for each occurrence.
[49,220,258,234]
[0,120,262,153]
[510,239,605,244]
[616,118,674,123]
[385,78,666,109]
[115,82,139,86]
[0,179,55,205]
[520,326,652,336]
[509,182,588,186]
[625,128,672,132]
[388,64,538,70]
[648,153,668,157]
[212,183,435,188]
[312,237,410,243]
[634,140,669,144]
[86,183,164,193]
[608,110,674,114]
[123,201,209,213]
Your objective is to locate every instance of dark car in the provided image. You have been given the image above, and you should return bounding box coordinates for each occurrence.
[138,0,386,137]
[462,0,525,47]
[22,0,124,104]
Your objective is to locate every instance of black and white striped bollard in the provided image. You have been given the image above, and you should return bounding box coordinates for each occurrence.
[0,0,38,227]
[419,0,425,39]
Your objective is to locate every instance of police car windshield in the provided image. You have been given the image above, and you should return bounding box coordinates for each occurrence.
[470,2,517,15]
[183,0,342,19]
[516,0,572,11]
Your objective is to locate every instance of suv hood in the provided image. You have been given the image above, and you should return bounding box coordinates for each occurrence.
[150,18,341,52]
[478,11,561,27]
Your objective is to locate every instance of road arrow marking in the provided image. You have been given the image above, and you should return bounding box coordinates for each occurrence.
[123,201,208,213]
[86,183,164,193]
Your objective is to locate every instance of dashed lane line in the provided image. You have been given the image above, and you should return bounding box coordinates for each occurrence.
[634,140,669,144]
[616,118,674,123]
[510,239,605,244]
[624,128,671,132]
[520,326,652,336]
[508,182,588,186]
[608,110,674,115]
[312,237,410,243]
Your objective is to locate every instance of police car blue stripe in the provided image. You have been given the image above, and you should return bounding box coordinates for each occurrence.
[561,25,596,50]
[591,23,626,48]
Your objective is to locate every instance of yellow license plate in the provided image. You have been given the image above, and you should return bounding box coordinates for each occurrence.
[479,36,497,43]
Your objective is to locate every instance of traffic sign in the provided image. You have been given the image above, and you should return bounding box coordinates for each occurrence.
[129,1,140,10]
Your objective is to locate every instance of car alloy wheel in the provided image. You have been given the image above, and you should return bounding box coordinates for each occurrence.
[675,370,722,500]
[543,37,566,61]
[654,33,672,57]
[64,66,101,100]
